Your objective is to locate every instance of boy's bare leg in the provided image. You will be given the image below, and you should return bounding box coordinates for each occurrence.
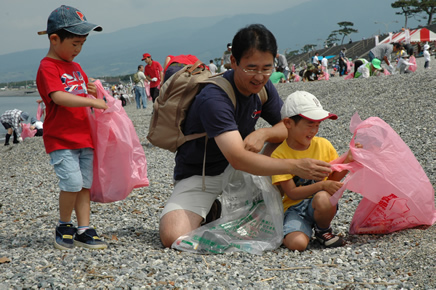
[59,190,77,223]
[159,210,203,248]
[74,188,90,227]
[283,232,310,252]
[312,191,336,229]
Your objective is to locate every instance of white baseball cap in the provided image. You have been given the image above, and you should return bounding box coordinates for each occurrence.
[280,91,337,121]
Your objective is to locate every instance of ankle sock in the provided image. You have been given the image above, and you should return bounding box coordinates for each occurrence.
[77,226,90,235]
[58,220,73,226]
[315,225,331,232]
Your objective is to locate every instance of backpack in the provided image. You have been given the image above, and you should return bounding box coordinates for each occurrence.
[147,60,268,152]
[132,72,140,84]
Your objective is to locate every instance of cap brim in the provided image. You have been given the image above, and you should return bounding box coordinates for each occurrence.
[300,111,338,121]
[38,23,102,36]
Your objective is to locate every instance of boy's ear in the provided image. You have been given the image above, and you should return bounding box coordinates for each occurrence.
[49,34,59,44]
[283,117,293,128]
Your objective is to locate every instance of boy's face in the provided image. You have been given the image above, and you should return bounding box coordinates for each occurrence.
[50,34,87,62]
[284,117,321,150]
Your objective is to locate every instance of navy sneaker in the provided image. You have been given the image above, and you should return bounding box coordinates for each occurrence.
[54,224,77,250]
[74,228,107,250]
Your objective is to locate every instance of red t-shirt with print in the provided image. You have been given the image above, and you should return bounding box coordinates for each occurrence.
[36,57,93,154]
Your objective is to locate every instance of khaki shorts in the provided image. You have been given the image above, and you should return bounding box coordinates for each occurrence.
[160,173,224,219]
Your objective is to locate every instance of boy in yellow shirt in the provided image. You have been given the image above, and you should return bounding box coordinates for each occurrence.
[271,91,361,251]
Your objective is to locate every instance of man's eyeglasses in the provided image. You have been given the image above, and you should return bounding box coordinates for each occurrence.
[241,68,273,76]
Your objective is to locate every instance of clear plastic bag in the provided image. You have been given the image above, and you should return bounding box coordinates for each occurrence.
[330,113,436,234]
[172,165,283,254]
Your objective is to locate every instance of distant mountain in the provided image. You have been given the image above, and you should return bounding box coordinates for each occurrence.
[0,0,414,83]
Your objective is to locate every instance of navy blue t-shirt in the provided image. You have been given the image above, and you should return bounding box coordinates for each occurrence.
[174,70,283,180]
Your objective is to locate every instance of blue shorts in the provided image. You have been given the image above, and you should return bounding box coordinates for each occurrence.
[283,198,316,238]
[49,148,94,192]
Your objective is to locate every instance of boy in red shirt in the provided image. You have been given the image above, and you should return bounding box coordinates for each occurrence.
[36,5,108,250]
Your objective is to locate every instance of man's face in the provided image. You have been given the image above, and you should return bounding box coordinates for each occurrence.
[144,57,152,65]
[231,49,274,96]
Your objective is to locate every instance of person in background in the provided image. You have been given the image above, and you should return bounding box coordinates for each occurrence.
[36,99,46,121]
[339,48,347,76]
[36,5,108,250]
[423,44,431,69]
[396,53,414,74]
[221,43,232,70]
[321,56,329,76]
[368,42,402,73]
[312,52,321,68]
[142,53,163,102]
[1,109,29,145]
[133,65,147,109]
[276,53,290,81]
[269,67,286,84]
[271,91,362,251]
[30,117,44,136]
[354,59,383,78]
[209,60,218,75]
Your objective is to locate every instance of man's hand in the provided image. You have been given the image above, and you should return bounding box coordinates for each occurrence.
[293,158,331,181]
[87,82,98,98]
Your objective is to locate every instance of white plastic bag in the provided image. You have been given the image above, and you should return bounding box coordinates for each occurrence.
[172,166,283,255]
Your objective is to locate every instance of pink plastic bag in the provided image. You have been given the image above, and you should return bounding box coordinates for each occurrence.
[21,123,36,139]
[144,81,150,97]
[330,113,436,234]
[408,55,417,72]
[36,103,44,121]
[344,72,354,80]
[87,80,149,203]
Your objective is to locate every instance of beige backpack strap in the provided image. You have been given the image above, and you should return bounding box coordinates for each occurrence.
[258,86,268,104]
[201,76,236,108]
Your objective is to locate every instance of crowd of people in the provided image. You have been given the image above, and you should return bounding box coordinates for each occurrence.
[4,4,434,255]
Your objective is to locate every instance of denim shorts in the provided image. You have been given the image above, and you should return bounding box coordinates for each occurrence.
[283,198,316,238]
[49,148,94,192]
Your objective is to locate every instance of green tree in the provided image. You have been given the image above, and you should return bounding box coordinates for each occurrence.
[285,50,300,58]
[391,0,421,28]
[337,22,358,45]
[326,31,340,47]
[302,44,317,53]
[413,0,436,25]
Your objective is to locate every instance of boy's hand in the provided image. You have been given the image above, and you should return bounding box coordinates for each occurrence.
[344,142,363,163]
[92,99,108,110]
[322,180,344,195]
[87,82,98,98]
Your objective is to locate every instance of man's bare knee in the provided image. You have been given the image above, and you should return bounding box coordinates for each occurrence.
[159,210,203,248]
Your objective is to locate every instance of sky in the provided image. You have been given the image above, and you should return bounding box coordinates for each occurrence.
[0,0,308,55]
[1,0,422,56]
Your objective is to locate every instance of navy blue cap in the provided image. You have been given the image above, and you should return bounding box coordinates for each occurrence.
[38,5,102,36]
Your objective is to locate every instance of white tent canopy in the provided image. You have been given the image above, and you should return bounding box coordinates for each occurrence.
[380,28,436,44]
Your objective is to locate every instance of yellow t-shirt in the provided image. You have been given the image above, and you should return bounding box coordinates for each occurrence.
[271,137,339,212]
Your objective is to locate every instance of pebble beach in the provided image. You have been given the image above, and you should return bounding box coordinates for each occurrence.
[1,58,435,289]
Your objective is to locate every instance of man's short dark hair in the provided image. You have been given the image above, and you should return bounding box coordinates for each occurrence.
[138,65,143,70]
[231,24,277,65]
